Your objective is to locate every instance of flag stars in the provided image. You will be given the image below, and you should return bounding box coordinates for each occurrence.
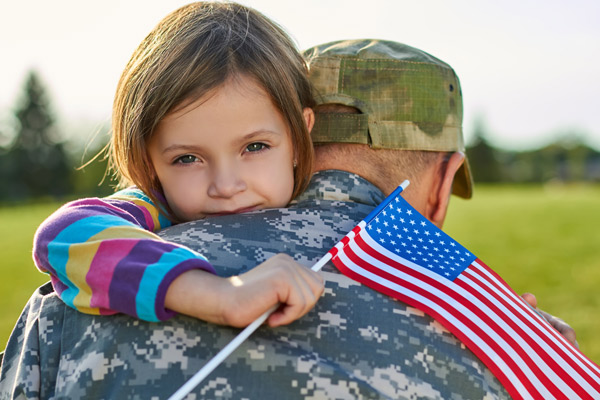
[435,232,441,237]
[383,221,389,227]
[386,231,392,237]
[424,231,430,236]
[376,228,382,234]
[406,210,413,216]
[403,227,409,233]
[409,220,416,226]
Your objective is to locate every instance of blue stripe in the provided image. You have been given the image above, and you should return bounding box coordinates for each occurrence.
[47,214,136,308]
[114,188,171,229]
[135,247,199,321]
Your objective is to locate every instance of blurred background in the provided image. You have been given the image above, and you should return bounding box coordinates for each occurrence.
[1,0,599,362]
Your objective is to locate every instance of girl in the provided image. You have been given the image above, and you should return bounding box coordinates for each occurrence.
[33,2,323,328]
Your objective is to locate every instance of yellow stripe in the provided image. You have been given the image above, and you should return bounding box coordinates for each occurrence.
[68,225,163,313]
[110,193,165,231]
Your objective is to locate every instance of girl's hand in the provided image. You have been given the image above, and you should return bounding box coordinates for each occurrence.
[165,253,324,327]
[521,292,578,348]
[220,253,324,327]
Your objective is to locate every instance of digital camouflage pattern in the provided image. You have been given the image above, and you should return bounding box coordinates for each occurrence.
[0,171,508,399]
[305,39,472,198]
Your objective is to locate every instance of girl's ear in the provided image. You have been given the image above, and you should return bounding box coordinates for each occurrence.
[428,152,465,229]
[303,107,315,133]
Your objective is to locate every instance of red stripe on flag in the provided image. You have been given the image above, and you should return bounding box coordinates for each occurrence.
[457,266,593,397]
[465,262,600,385]
[334,235,542,399]
[332,227,600,400]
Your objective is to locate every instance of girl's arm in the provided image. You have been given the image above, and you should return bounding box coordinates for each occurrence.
[165,253,324,328]
[33,188,216,321]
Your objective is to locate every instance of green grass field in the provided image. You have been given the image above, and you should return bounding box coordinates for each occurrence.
[1,184,598,366]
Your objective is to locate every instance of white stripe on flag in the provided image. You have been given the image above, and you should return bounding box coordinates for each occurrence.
[354,231,581,397]
[468,261,600,385]
[340,227,599,399]
[335,241,537,399]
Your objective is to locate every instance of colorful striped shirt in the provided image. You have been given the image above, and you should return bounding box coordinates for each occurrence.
[32,187,216,321]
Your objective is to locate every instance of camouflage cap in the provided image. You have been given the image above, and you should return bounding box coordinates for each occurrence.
[304,39,473,198]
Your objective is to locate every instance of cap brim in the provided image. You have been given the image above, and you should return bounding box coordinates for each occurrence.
[452,156,473,199]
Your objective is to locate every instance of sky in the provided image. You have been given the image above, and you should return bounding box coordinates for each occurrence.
[1,0,599,150]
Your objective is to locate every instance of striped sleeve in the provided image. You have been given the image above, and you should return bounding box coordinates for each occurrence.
[32,188,216,321]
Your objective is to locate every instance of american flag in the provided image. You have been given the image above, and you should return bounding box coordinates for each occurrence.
[329,183,600,400]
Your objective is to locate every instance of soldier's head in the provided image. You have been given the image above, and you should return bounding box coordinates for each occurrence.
[304,39,472,226]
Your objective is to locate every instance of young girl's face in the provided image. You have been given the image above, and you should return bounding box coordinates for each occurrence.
[148,75,299,222]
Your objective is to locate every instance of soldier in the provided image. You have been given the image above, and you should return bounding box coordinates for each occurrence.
[0,39,568,399]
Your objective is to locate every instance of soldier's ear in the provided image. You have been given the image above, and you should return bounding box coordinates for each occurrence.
[428,152,465,229]
[303,108,315,133]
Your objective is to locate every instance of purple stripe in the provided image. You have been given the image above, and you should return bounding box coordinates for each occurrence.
[34,197,160,275]
[34,199,105,274]
[105,198,157,230]
[50,275,69,296]
[155,258,217,320]
[108,240,178,318]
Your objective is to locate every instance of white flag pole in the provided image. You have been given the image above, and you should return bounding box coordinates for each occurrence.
[168,180,410,399]
[167,252,332,400]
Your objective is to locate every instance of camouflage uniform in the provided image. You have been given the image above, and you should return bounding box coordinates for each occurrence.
[0,170,508,399]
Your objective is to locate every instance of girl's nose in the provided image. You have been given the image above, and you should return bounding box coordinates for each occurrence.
[207,163,247,198]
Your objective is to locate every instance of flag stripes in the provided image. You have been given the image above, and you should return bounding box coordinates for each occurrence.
[330,223,600,400]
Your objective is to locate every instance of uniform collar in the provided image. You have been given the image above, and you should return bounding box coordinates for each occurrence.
[294,170,386,207]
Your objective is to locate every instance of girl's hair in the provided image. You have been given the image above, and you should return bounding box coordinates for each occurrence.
[110,1,315,210]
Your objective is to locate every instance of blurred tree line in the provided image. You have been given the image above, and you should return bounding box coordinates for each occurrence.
[1,71,599,203]
[0,71,114,202]
[467,118,600,184]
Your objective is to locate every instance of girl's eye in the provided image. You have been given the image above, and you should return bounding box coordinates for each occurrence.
[174,155,198,164]
[245,142,269,152]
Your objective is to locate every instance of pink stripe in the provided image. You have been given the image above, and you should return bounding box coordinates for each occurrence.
[87,239,140,309]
